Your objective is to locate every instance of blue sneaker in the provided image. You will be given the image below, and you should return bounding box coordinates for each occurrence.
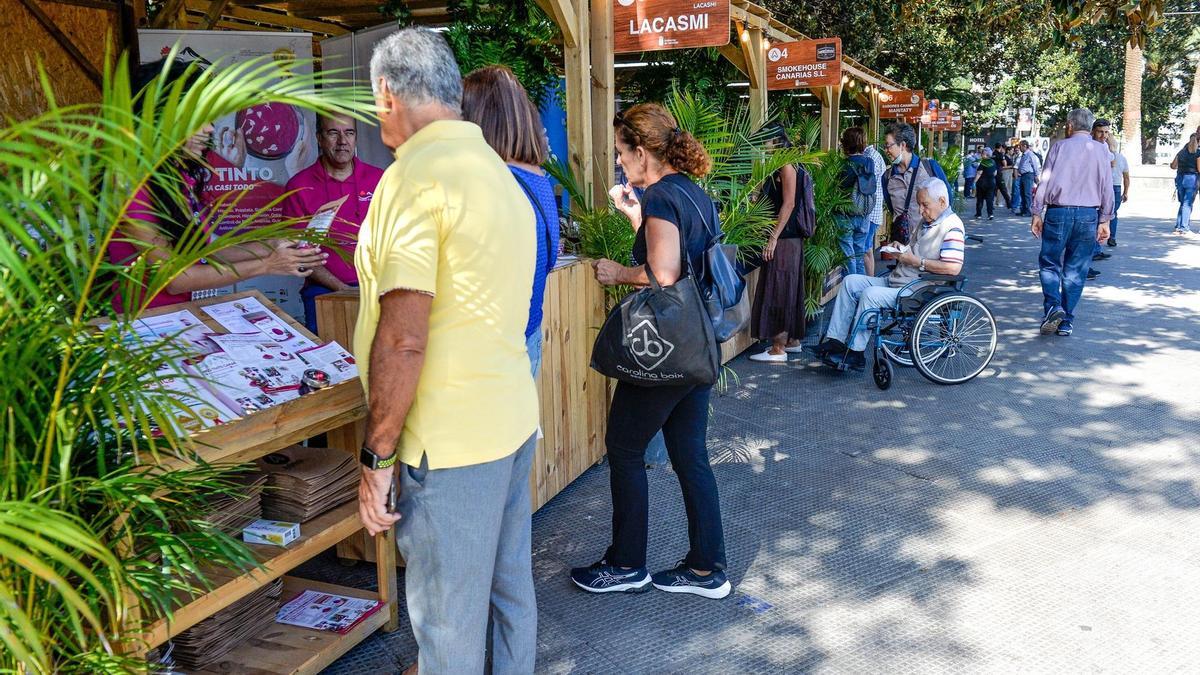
[570,560,651,594]
[650,561,732,599]
[1056,321,1073,337]
[1040,308,1066,335]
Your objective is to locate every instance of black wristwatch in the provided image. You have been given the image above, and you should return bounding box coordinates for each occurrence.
[360,446,397,470]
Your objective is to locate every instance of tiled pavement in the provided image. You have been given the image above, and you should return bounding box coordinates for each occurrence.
[305,194,1200,673]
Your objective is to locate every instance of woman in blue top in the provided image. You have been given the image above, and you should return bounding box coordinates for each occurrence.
[463,66,561,376]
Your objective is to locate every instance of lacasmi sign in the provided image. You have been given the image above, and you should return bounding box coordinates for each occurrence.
[614,0,731,54]
[765,38,842,90]
[879,89,924,120]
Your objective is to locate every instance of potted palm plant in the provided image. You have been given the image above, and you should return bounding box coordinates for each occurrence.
[0,51,372,672]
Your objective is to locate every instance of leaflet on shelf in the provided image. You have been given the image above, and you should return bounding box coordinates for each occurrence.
[201,296,318,351]
[275,590,383,634]
[296,341,358,384]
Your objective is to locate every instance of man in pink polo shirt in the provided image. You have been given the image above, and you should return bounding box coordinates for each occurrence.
[282,113,385,332]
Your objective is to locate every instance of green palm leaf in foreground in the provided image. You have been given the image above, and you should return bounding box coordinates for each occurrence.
[0,48,374,672]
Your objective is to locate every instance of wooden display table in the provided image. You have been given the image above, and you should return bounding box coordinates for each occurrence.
[131,291,398,674]
[317,258,611,562]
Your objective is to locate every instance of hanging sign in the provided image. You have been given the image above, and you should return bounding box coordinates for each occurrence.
[765,38,842,90]
[879,89,924,119]
[614,0,730,53]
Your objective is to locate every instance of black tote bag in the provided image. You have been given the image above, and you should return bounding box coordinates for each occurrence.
[590,263,719,387]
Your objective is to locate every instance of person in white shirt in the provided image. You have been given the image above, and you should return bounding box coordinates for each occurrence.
[1107,135,1129,247]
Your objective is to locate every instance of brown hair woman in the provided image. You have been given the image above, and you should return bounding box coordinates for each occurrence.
[462,65,560,376]
[570,103,730,599]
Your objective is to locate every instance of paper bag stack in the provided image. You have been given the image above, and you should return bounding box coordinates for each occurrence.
[256,445,357,522]
[170,579,283,670]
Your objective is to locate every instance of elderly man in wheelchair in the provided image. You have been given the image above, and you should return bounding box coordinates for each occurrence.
[814,179,997,388]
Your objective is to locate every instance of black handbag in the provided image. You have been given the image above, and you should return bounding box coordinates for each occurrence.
[670,184,750,343]
[590,261,720,388]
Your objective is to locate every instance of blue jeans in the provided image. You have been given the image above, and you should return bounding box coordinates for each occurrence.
[525,330,542,378]
[1176,174,1197,233]
[301,282,357,335]
[964,174,976,197]
[1018,173,1036,215]
[395,433,538,674]
[836,214,871,276]
[1039,206,1098,323]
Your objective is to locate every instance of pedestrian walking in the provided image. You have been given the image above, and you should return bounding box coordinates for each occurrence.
[572,103,730,599]
[1016,140,1042,217]
[994,143,1013,209]
[354,28,541,674]
[836,127,877,276]
[863,140,887,276]
[963,146,980,198]
[1170,133,1200,236]
[1107,135,1129,247]
[973,147,997,220]
[1031,108,1114,338]
[1089,119,1115,264]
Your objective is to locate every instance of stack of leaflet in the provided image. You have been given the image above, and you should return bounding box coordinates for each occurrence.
[199,471,268,538]
[170,579,283,670]
[256,445,357,522]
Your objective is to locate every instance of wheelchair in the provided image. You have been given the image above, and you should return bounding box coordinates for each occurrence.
[837,273,998,390]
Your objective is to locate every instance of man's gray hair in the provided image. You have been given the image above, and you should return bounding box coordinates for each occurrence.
[916,177,949,204]
[888,122,918,153]
[1067,108,1095,134]
[369,27,463,113]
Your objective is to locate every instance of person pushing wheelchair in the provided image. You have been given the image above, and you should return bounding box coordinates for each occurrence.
[815,179,966,371]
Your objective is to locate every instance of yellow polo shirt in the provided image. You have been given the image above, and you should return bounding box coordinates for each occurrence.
[353,120,538,470]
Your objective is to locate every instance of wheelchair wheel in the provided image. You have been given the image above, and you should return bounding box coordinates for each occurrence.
[872,353,894,390]
[909,293,997,385]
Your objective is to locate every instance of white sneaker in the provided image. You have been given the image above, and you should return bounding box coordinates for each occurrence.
[749,350,788,363]
[783,344,806,353]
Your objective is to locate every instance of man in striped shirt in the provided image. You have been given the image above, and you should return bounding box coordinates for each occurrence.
[863,142,887,276]
[817,179,966,371]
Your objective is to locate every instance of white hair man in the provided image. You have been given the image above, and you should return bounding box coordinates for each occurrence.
[354,27,540,673]
[816,178,966,370]
[1030,107,1113,337]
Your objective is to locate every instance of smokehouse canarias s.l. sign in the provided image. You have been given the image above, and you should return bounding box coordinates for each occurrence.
[614,0,731,54]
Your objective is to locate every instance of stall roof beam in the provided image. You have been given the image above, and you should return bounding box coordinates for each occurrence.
[533,0,578,49]
[184,0,350,34]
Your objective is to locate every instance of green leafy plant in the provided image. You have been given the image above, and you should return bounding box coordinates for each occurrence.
[0,51,373,672]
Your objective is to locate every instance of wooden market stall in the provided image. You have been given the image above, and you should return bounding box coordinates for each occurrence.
[129,291,398,674]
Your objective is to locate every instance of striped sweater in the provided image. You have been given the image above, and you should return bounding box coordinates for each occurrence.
[888,208,966,287]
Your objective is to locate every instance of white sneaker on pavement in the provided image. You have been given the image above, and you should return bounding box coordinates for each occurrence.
[783,344,805,353]
[749,350,788,363]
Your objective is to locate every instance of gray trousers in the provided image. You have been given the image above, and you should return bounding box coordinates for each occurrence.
[395,433,538,674]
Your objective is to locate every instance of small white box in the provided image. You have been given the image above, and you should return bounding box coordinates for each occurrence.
[242,519,300,547]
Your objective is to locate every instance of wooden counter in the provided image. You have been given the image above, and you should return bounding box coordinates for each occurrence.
[318,259,611,562]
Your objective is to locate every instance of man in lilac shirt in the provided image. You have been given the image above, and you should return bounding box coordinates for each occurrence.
[1030,108,1114,337]
[282,114,385,333]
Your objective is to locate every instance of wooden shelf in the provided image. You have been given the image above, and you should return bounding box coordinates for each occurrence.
[156,378,366,473]
[145,500,366,649]
[183,577,388,675]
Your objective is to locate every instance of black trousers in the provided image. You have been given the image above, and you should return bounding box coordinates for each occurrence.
[604,381,726,572]
[975,184,996,217]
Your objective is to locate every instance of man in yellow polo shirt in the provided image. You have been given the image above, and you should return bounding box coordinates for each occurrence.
[354,28,539,674]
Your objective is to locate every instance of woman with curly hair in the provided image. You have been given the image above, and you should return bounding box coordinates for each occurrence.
[571,103,730,599]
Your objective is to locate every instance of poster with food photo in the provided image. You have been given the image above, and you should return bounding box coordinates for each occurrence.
[137,30,317,318]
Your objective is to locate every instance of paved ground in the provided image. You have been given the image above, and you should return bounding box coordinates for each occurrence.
[304,192,1200,673]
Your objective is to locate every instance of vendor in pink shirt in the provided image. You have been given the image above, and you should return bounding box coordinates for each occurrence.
[282,113,385,332]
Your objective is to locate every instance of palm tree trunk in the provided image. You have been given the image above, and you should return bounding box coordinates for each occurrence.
[1185,57,1200,140]
[1122,41,1144,168]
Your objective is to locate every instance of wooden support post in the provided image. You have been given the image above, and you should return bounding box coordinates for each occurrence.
[743,25,767,129]
[818,84,842,150]
[854,90,881,143]
[561,0,593,207]
[590,0,614,207]
[201,0,231,29]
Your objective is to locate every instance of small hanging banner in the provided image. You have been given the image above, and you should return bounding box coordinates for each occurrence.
[879,89,925,120]
[765,38,842,90]
[614,0,731,54]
